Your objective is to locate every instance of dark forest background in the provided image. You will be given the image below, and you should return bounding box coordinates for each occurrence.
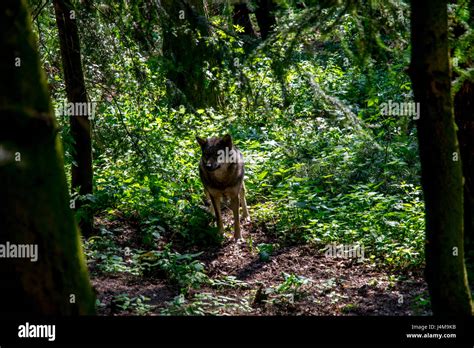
[0,0,473,316]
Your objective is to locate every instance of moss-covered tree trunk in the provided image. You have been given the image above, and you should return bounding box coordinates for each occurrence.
[455,76,474,287]
[410,0,473,315]
[454,0,474,290]
[54,0,94,237]
[161,0,219,108]
[0,0,95,315]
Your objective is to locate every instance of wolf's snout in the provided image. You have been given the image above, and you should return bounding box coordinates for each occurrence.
[205,162,220,171]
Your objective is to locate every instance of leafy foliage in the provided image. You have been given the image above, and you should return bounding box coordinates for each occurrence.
[32,0,440,315]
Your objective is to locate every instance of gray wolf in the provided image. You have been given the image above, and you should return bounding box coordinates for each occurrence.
[196,134,250,240]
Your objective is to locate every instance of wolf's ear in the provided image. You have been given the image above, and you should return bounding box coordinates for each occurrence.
[222,134,233,147]
[196,136,206,148]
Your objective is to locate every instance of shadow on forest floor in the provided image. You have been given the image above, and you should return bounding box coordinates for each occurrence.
[90,210,431,316]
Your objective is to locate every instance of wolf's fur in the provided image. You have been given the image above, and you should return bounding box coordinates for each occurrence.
[196,134,250,240]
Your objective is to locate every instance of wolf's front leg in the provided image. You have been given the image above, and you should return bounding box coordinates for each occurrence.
[209,194,224,233]
[205,190,215,217]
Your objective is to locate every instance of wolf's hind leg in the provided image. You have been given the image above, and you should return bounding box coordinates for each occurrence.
[240,183,250,222]
[230,194,242,240]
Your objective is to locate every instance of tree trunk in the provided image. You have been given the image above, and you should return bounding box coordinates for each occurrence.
[0,0,95,315]
[410,0,473,315]
[53,0,94,237]
[161,0,219,108]
[232,2,256,37]
[254,0,277,40]
[454,0,474,290]
[455,79,474,291]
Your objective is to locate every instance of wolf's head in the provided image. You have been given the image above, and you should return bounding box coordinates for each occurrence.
[196,134,235,172]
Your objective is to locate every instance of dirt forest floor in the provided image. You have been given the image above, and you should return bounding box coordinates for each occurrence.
[90,211,431,316]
